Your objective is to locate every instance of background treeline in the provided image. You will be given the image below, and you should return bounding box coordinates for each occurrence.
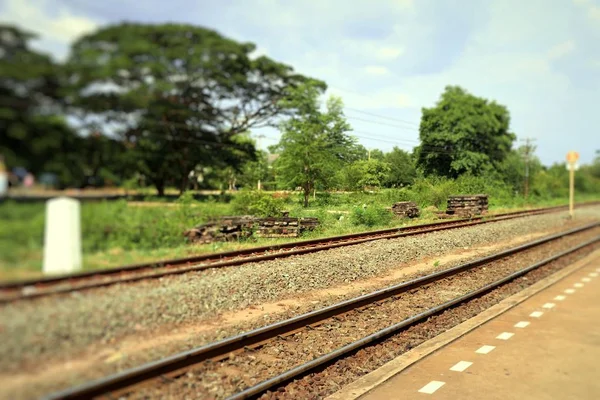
[1,22,599,203]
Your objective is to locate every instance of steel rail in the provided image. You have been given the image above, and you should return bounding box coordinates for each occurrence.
[0,204,583,303]
[228,235,600,400]
[43,221,599,400]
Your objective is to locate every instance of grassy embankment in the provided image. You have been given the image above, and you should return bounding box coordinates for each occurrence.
[1,185,598,281]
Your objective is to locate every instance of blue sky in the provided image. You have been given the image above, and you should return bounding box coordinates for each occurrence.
[2,0,599,165]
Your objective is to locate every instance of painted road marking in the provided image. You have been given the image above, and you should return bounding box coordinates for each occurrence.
[476,345,496,354]
[574,283,584,288]
[582,277,591,282]
[554,295,566,301]
[565,289,576,294]
[590,272,598,277]
[543,303,556,309]
[496,332,514,340]
[514,321,530,328]
[450,361,473,372]
[418,381,445,394]
[530,311,544,318]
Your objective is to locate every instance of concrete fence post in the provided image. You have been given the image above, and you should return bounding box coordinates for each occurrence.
[43,197,82,275]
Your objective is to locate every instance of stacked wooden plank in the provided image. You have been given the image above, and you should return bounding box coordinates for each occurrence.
[254,217,319,238]
[183,216,254,244]
[445,194,488,217]
[391,201,420,218]
[184,215,320,243]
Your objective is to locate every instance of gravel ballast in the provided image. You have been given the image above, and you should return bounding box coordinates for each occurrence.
[127,232,600,399]
[0,208,598,397]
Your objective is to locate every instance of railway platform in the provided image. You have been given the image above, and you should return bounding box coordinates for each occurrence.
[330,250,600,400]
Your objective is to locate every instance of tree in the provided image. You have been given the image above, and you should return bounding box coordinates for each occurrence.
[272,81,354,206]
[0,24,86,187]
[345,159,391,190]
[384,147,416,187]
[65,23,319,195]
[499,146,542,195]
[416,86,516,178]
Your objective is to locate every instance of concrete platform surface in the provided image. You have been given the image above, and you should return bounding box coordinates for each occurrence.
[360,259,600,400]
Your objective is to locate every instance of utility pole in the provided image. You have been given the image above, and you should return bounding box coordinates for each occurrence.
[255,134,266,191]
[520,138,536,199]
[368,149,371,161]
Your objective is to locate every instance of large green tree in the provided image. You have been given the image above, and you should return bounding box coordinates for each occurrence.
[273,81,354,206]
[0,24,88,187]
[384,147,417,187]
[65,23,318,195]
[416,86,516,178]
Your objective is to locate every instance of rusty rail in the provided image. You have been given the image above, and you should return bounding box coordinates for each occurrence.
[43,221,599,400]
[1,203,587,303]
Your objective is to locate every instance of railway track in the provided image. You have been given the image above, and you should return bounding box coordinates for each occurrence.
[43,221,600,400]
[0,203,588,303]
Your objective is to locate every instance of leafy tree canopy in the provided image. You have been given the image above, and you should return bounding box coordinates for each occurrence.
[416,86,516,178]
[65,23,322,194]
[272,81,354,206]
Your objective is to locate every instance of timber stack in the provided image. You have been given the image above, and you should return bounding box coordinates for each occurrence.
[445,194,489,217]
[255,217,320,238]
[184,215,320,243]
[184,216,254,244]
[391,201,420,218]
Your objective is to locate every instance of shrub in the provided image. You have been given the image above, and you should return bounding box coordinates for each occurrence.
[350,205,394,227]
[231,190,286,217]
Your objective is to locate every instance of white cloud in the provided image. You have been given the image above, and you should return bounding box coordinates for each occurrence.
[364,65,390,75]
[377,46,404,60]
[1,0,99,60]
[590,6,600,20]
[547,40,576,60]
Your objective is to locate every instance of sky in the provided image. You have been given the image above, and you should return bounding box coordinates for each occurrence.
[2,0,599,166]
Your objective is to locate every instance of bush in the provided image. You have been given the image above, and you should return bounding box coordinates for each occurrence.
[231,190,286,217]
[350,205,394,227]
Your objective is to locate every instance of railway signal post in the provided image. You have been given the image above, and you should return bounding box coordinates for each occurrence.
[566,151,579,219]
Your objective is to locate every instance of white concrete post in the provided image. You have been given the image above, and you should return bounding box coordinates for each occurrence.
[43,197,82,275]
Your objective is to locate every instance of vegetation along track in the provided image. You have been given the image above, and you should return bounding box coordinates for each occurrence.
[0,203,592,303]
[43,221,600,400]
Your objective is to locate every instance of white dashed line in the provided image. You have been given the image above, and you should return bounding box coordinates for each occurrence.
[554,295,566,301]
[582,277,591,282]
[476,345,496,354]
[450,361,473,372]
[565,289,576,294]
[589,272,598,278]
[496,332,514,340]
[530,311,544,318]
[418,381,445,394]
[514,321,530,328]
[574,283,584,288]
[543,303,556,309]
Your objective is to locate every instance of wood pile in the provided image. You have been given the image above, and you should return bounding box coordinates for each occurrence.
[391,201,420,218]
[184,215,320,243]
[445,194,489,217]
[254,217,320,238]
[183,216,254,244]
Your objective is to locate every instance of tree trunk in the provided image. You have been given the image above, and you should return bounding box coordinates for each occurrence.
[155,180,165,197]
[179,174,189,195]
[303,182,311,207]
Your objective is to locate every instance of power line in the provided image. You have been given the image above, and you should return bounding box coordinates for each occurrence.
[344,107,419,127]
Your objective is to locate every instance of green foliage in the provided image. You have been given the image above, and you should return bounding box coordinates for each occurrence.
[384,147,417,187]
[416,86,516,178]
[231,190,286,217]
[273,82,355,206]
[65,22,320,195]
[340,159,391,190]
[350,205,394,227]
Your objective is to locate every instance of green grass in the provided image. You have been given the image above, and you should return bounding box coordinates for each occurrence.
[1,189,598,281]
